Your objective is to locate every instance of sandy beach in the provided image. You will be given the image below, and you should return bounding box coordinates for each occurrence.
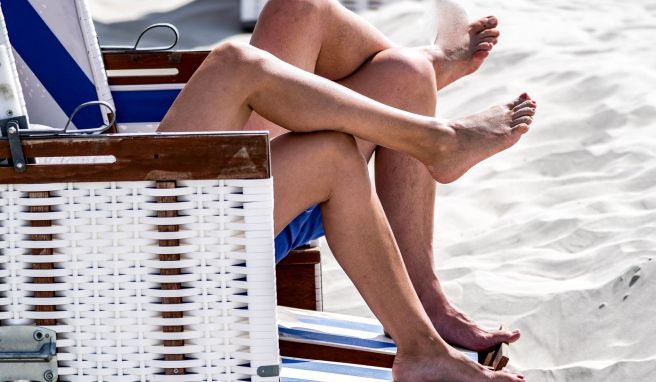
[88,0,656,380]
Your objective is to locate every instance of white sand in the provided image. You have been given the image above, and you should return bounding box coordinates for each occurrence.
[89,0,656,380]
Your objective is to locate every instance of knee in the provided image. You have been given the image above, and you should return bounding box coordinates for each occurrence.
[312,131,367,175]
[208,41,267,75]
[372,48,437,112]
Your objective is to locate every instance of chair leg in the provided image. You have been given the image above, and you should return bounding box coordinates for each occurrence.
[276,245,323,311]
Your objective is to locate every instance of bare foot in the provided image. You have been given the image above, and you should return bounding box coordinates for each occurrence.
[426,93,537,184]
[425,15,501,90]
[394,347,525,382]
[385,285,521,352]
[429,301,521,352]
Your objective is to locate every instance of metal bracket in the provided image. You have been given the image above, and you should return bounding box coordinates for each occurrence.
[257,364,280,378]
[0,116,28,173]
[0,326,58,382]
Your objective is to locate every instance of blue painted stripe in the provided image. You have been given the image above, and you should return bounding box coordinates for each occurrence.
[282,358,391,380]
[279,328,397,352]
[296,314,385,334]
[112,89,179,123]
[2,0,103,129]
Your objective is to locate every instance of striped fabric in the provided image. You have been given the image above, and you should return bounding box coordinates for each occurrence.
[0,5,27,124]
[281,358,391,382]
[278,306,479,363]
[1,0,113,131]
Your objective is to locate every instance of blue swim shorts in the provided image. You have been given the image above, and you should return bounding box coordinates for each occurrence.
[274,204,325,264]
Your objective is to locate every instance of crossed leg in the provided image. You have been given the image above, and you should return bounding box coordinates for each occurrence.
[157,35,535,380]
[244,0,522,351]
[272,133,526,382]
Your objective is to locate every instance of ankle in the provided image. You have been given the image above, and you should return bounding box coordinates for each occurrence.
[417,45,461,90]
[415,279,454,312]
[396,331,448,357]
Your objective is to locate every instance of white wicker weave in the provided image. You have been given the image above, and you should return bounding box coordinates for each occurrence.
[0,178,279,381]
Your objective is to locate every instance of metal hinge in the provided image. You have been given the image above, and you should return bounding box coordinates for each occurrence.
[257,364,280,378]
[0,326,58,382]
[0,116,28,173]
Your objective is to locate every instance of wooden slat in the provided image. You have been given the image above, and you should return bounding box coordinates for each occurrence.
[29,191,57,327]
[157,181,185,375]
[103,51,209,85]
[279,340,394,369]
[0,133,270,184]
[492,342,510,370]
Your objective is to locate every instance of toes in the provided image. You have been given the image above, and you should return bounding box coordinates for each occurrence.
[479,37,499,45]
[473,50,490,60]
[513,107,536,118]
[512,116,533,127]
[513,100,536,112]
[469,17,489,33]
[508,93,530,108]
[470,16,498,33]
[478,29,500,39]
[513,123,531,134]
[491,329,521,344]
[486,16,499,28]
[475,42,494,52]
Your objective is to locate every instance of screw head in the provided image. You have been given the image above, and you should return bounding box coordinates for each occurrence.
[33,330,44,341]
[44,370,54,381]
[173,368,180,374]
[15,162,25,170]
[7,126,17,135]
[6,110,12,116]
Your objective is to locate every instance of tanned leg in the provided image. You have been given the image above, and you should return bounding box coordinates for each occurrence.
[271,132,525,381]
[245,0,521,350]
[157,39,534,381]
[158,42,535,184]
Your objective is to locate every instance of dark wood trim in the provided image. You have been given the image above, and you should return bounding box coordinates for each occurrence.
[103,51,209,86]
[0,133,270,184]
[276,246,323,311]
[157,181,186,375]
[29,191,57,327]
[280,340,394,369]
[278,246,321,265]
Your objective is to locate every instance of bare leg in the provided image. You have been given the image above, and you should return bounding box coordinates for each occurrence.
[244,0,500,138]
[244,0,394,138]
[156,39,532,382]
[265,130,527,381]
[159,42,534,184]
[243,0,522,350]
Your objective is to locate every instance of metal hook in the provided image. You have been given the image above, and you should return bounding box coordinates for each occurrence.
[22,101,116,136]
[101,23,180,52]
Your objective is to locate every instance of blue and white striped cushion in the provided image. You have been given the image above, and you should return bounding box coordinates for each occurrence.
[1,0,113,131]
[0,4,27,124]
[282,358,392,382]
[278,307,480,362]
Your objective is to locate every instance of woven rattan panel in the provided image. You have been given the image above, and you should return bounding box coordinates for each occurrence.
[0,179,278,381]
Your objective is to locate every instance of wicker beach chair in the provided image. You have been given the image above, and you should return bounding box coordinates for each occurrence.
[0,1,510,379]
[0,4,281,381]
